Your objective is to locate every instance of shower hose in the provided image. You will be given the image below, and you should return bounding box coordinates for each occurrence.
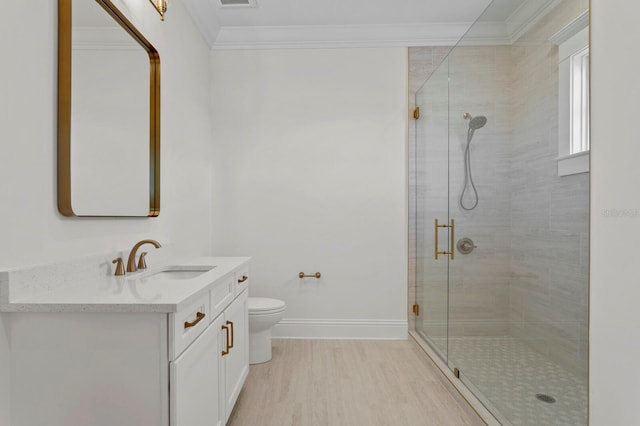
[459,127,479,211]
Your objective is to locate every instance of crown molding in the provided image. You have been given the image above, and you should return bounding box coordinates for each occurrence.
[211,23,473,49]
[183,0,221,48]
[183,0,587,50]
[453,21,511,46]
[505,0,563,44]
[549,10,589,45]
[455,0,586,46]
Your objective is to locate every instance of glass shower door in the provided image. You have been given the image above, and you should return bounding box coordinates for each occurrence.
[444,43,514,423]
[412,2,589,423]
[441,6,589,422]
[414,59,451,360]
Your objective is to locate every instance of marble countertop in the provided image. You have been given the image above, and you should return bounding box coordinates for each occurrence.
[0,256,250,313]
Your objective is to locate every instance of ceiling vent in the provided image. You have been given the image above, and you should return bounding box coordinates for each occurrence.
[220,0,258,7]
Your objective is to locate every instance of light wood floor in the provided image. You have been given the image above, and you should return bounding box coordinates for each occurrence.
[228,339,485,426]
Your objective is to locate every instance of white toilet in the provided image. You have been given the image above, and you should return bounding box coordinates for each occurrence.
[248,297,286,364]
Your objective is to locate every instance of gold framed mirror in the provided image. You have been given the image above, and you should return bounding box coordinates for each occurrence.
[58,0,160,217]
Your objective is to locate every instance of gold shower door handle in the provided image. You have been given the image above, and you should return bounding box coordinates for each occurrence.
[451,219,455,260]
[434,219,455,260]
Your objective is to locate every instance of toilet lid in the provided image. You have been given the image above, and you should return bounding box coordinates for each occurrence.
[248,297,286,314]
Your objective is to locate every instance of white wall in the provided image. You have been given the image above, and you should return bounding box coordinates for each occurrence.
[0,0,216,422]
[590,0,640,423]
[210,49,408,338]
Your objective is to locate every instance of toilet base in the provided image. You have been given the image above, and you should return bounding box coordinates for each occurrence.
[249,329,273,364]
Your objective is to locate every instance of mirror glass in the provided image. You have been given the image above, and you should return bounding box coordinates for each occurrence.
[58,0,160,217]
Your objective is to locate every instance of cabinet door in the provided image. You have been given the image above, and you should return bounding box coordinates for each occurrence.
[223,288,249,421]
[171,314,224,426]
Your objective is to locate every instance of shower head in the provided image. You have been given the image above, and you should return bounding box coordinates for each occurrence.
[464,113,487,130]
[469,115,487,130]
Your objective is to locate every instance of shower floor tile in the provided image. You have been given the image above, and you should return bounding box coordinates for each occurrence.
[429,335,587,426]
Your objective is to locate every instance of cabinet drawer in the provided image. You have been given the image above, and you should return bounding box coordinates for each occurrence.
[235,266,249,296]
[170,292,210,360]
[210,274,234,320]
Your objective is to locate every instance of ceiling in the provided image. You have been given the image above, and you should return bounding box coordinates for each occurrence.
[182,0,544,49]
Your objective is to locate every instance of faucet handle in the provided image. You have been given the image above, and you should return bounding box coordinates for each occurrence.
[137,252,148,270]
[112,258,125,276]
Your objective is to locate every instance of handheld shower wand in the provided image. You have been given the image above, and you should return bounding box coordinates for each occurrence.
[460,113,487,211]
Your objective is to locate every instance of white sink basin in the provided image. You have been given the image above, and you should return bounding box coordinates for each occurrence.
[134,265,216,281]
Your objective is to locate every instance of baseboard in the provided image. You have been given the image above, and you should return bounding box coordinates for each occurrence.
[272,318,408,339]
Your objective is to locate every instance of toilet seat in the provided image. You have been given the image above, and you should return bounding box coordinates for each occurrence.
[249,297,286,315]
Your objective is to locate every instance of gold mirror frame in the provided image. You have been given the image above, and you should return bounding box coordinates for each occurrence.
[58,0,161,217]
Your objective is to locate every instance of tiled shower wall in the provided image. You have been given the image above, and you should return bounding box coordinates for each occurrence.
[508,0,589,377]
[409,0,589,377]
[447,46,513,337]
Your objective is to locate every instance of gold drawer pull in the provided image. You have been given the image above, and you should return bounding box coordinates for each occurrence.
[184,311,205,329]
[221,324,230,356]
[238,275,248,284]
[227,320,234,349]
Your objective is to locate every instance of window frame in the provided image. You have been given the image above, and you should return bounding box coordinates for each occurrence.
[552,13,590,177]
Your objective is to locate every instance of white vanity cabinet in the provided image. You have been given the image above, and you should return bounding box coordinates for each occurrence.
[5,259,250,426]
[171,288,249,426]
[171,314,225,426]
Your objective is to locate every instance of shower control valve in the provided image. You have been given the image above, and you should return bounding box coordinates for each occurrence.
[456,237,476,255]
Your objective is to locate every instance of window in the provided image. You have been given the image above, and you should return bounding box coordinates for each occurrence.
[570,46,589,155]
[551,12,590,176]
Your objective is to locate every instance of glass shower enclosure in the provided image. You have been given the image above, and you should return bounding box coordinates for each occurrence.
[412,0,590,424]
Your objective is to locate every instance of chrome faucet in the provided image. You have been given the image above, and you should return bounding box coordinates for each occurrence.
[127,239,161,273]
